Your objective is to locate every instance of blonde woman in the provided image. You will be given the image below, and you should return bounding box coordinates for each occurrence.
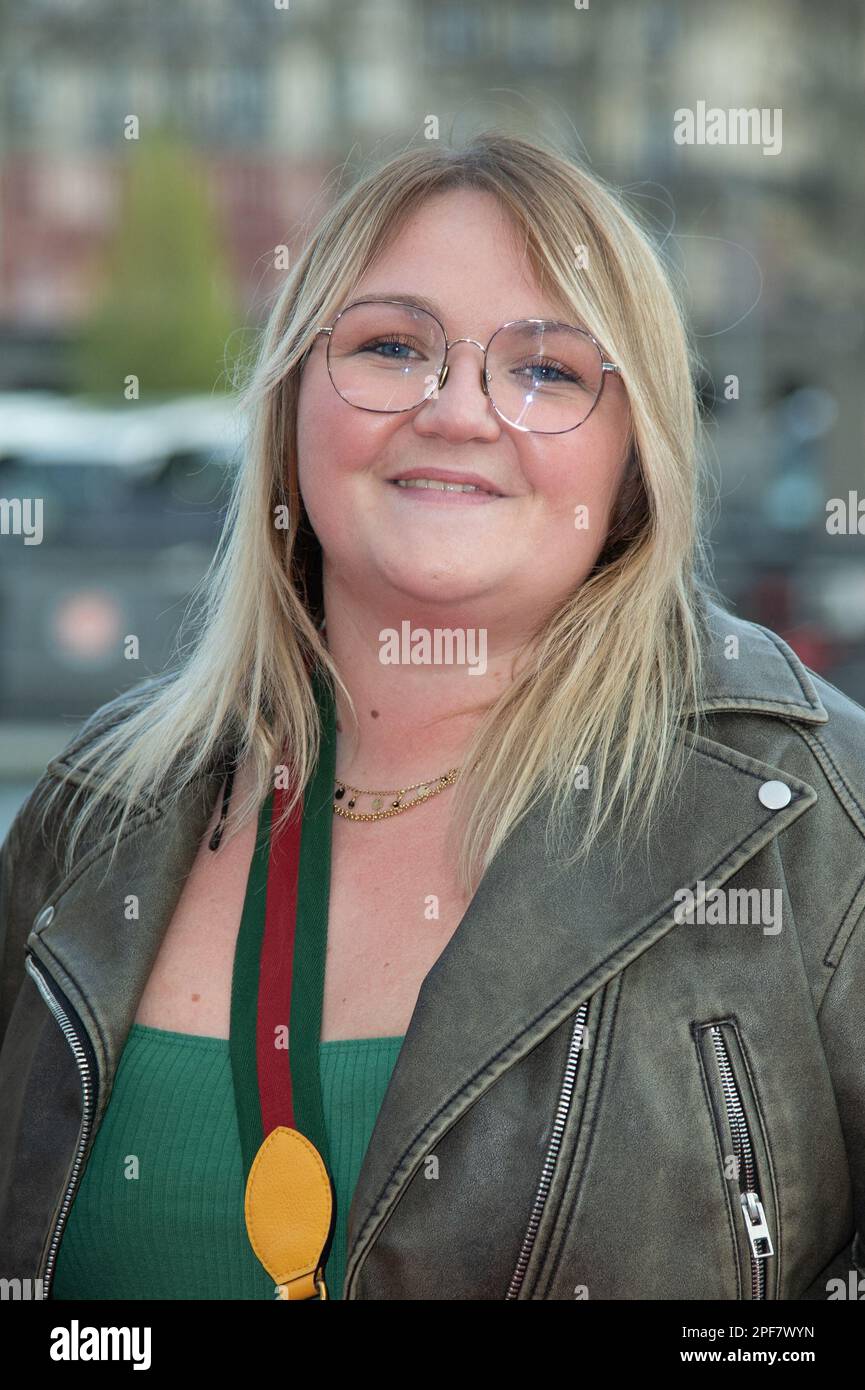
[0,133,862,1302]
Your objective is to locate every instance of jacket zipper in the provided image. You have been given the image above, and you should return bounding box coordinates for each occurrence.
[707,1024,773,1299]
[505,999,590,1299]
[24,952,97,1299]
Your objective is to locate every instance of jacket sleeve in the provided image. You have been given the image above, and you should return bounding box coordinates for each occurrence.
[0,679,172,1052]
[816,897,865,1282]
[0,797,28,1054]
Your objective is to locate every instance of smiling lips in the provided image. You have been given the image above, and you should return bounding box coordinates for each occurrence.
[388,479,503,505]
[387,467,505,499]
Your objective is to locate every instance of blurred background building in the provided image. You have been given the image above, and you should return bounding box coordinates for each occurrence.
[0,0,863,833]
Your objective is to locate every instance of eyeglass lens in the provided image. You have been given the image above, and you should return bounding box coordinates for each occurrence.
[326,301,605,432]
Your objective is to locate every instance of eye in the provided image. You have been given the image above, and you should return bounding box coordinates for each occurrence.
[513,356,583,388]
[358,334,425,361]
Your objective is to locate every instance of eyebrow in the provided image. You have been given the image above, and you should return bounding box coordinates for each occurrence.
[344,291,446,318]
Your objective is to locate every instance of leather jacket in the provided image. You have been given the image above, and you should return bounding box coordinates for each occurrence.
[1,597,864,1300]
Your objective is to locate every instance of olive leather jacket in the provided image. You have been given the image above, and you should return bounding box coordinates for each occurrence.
[1,598,864,1300]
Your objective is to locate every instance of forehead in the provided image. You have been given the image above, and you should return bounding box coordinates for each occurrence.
[345,189,575,330]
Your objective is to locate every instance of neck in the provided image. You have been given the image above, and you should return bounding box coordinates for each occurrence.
[320,572,534,786]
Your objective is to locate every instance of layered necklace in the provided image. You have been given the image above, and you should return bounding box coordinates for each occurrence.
[321,618,462,823]
[333,766,461,822]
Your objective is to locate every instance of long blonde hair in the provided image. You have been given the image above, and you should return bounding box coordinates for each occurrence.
[40,131,715,894]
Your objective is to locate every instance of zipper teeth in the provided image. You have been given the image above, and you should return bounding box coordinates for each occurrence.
[505,1000,590,1300]
[24,954,95,1298]
[709,1025,765,1300]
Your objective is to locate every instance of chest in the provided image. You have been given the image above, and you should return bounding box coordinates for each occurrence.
[321,811,472,1039]
[133,791,470,1041]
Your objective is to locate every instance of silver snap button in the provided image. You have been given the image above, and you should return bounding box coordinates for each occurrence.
[33,904,55,931]
[758,780,792,810]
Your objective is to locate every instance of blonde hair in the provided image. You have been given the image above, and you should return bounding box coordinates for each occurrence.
[40,130,715,894]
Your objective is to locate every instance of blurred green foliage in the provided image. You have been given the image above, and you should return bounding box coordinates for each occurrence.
[71,127,238,400]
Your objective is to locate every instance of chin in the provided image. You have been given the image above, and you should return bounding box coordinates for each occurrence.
[373,549,494,595]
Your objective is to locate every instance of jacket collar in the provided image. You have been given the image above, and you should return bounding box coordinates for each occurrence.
[691,593,828,724]
[31,599,826,1296]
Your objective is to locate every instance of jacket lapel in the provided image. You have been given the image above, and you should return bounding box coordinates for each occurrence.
[26,765,226,1117]
[342,726,821,1291]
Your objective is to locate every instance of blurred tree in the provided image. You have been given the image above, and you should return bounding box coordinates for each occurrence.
[71,126,239,399]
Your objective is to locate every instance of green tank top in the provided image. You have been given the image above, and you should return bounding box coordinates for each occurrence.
[52,1022,404,1300]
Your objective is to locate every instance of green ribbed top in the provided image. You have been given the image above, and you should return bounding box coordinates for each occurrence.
[52,1023,404,1301]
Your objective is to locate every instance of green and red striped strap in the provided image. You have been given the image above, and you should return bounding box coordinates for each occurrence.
[229,667,337,1182]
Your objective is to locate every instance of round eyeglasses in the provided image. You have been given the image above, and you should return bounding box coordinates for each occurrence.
[311,299,623,435]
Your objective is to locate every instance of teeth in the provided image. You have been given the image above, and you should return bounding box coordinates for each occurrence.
[395,478,489,493]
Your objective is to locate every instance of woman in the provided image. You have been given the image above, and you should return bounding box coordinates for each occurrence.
[0,132,863,1301]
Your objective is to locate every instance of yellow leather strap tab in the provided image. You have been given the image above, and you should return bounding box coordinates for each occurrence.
[244,1126,333,1300]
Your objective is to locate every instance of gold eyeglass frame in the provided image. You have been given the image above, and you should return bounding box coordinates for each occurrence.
[309,298,624,435]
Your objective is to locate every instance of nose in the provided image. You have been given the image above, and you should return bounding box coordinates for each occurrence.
[412,337,497,440]
[434,336,491,404]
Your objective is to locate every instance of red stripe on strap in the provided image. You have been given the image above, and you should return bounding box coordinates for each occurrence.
[257,780,303,1135]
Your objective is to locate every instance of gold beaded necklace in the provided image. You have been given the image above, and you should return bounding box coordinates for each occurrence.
[319,617,462,823]
[333,767,461,822]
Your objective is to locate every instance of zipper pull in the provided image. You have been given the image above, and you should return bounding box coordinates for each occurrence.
[740,1190,774,1259]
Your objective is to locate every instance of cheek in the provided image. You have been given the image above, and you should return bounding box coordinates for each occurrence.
[296,372,340,480]
[297,368,395,488]
[296,383,353,504]
[295,374,402,540]
[520,422,630,525]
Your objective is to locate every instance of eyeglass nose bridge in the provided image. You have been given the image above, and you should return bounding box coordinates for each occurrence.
[436,335,490,397]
